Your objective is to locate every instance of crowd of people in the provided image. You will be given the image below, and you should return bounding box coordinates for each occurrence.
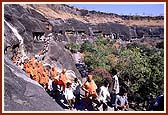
[9,39,163,111]
[11,48,129,111]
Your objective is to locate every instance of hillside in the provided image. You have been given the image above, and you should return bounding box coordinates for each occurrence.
[21,4,164,26]
[3,4,164,111]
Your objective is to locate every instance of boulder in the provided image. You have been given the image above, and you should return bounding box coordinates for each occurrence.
[45,40,82,80]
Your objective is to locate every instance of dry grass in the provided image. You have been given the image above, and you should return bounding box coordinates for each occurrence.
[22,4,164,26]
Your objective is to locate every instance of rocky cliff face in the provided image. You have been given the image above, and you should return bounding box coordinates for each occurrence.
[23,4,164,26]
[4,56,64,111]
[4,4,163,45]
[4,4,82,111]
[4,4,47,53]
[4,4,81,75]
[23,4,163,42]
[3,4,164,111]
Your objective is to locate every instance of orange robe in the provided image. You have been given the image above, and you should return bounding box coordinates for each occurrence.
[35,72,40,83]
[83,80,98,97]
[12,56,17,64]
[51,69,57,77]
[29,66,34,78]
[59,73,72,90]
[24,63,29,69]
[31,68,38,81]
[40,71,49,84]
[37,67,43,73]
[51,68,59,83]
[37,61,43,68]
[60,73,69,84]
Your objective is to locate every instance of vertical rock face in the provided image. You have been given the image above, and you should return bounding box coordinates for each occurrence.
[4,4,82,75]
[43,40,82,79]
[4,56,64,111]
[3,4,164,111]
[4,4,164,54]
[3,4,81,111]
[4,4,47,55]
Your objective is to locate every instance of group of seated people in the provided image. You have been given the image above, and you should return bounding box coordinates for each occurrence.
[12,52,129,111]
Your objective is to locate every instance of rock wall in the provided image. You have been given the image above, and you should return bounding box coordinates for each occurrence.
[3,4,164,111]
[4,4,48,54]
[4,4,82,111]
[4,4,81,79]
[4,56,64,111]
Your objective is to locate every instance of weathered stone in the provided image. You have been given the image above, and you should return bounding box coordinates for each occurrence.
[3,4,164,111]
[4,56,64,111]
[46,40,82,80]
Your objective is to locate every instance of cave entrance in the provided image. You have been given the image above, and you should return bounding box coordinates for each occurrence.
[58,30,63,34]
[93,31,103,36]
[77,31,86,35]
[65,30,75,35]
[111,33,118,39]
[103,33,111,38]
[33,32,45,42]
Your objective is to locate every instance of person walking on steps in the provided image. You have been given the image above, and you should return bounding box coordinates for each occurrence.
[72,78,82,105]
[110,68,120,109]
[97,80,111,111]
[64,82,75,110]
[82,75,99,110]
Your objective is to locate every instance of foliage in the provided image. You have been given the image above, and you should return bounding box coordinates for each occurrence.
[80,40,94,52]
[91,68,112,88]
[93,75,104,89]
[65,43,81,53]
[117,45,164,99]
[81,37,164,101]
[90,68,112,78]
[83,38,115,71]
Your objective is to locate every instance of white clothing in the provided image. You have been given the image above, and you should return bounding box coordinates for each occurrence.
[115,95,128,107]
[72,80,81,95]
[73,52,81,63]
[113,75,119,94]
[98,86,110,103]
[64,87,75,100]
[48,79,53,91]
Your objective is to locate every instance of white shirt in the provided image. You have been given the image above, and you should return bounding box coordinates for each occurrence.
[98,86,110,103]
[113,75,119,94]
[73,52,81,63]
[48,79,53,91]
[64,87,75,100]
[72,80,81,95]
[115,95,128,107]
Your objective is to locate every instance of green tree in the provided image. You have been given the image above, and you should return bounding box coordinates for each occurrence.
[81,37,164,102]
[117,46,164,99]
[65,43,81,53]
